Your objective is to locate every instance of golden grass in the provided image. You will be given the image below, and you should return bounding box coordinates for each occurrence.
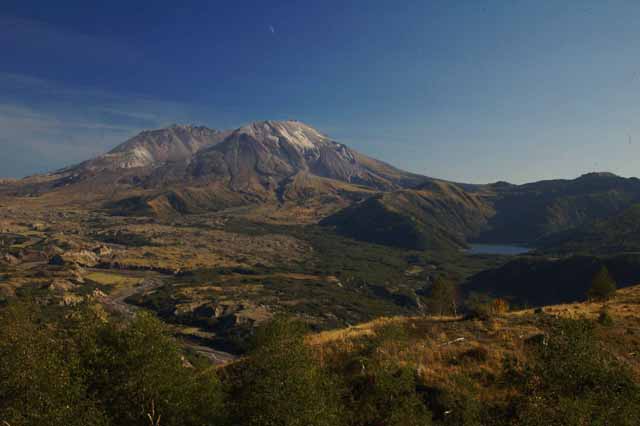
[85,272,141,287]
[306,285,640,396]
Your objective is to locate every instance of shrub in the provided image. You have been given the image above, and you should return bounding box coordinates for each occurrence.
[0,302,226,426]
[346,364,433,426]
[458,346,489,364]
[464,293,496,320]
[426,375,484,426]
[0,302,109,426]
[231,316,344,426]
[598,307,614,326]
[509,319,640,425]
[71,310,226,426]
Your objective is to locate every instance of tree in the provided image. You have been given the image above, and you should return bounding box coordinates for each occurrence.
[0,302,227,426]
[0,302,109,426]
[232,317,344,426]
[587,266,617,301]
[71,310,226,426]
[427,276,457,316]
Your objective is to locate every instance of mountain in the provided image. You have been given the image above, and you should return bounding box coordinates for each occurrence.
[2,120,430,217]
[323,172,640,250]
[321,180,493,250]
[4,120,640,252]
[154,120,426,191]
[476,172,640,244]
[539,202,640,254]
[1,125,228,197]
[72,124,228,173]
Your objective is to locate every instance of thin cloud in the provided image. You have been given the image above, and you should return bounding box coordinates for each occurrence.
[0,73,201,178]
[0,15,141,67]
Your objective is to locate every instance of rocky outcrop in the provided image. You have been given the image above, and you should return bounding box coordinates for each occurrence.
[49,250,99,267]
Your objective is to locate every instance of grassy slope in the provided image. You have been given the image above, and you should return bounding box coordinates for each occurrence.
[308,284,640,396]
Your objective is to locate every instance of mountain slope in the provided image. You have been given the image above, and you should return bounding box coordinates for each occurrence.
[321,180,493,250]
[180,120,426,192]
[67,124,227,173]
[464,253,640,306]
[477,172,640,243]
[4,121,429,213]
[539,203,640,254]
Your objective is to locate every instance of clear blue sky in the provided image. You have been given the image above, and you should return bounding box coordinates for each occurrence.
[1,0,639,183]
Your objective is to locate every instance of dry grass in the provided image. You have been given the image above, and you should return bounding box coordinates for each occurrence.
[307,285,640,396]
[85,271,141,287]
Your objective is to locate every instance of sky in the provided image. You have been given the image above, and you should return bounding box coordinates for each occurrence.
[1,0,640,183]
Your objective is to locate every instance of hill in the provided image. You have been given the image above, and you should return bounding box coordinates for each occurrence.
[539,202,640,254]
[464,253,640,307]
[477,172,640,243]
[324,172,640,250]
[321,180,493,250]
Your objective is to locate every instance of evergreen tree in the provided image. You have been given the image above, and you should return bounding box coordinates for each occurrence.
[587,266,617,301]
[428,276,457,316]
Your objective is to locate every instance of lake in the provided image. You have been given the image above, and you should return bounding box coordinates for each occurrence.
[467,244,531,255]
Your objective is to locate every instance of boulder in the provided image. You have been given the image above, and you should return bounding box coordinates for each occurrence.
[48,279,76,293]
[2,253,19,265]
[93,245,113,257]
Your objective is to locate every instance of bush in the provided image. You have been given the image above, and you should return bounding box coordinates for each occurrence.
[426,375,484,426]
[0,302,109,426]
[509,319,640,425]
[464,293,496,320]
[231,316,344,426]
[347,364,433,426]
[427,276,458,316]
[598,307,614,326]
[71,310,226,426]
[0,302,226,426]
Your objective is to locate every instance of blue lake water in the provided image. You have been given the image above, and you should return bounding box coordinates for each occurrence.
[467,244,531,255]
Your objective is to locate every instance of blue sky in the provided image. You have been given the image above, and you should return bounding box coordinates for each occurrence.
[1,0,639,183]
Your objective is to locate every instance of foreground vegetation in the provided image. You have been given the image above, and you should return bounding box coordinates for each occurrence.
[1,296,639,426]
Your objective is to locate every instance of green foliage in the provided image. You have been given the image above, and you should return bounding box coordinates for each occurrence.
[0,302,109,426]
[72,310,226,426]
[232,317,344,426]
[0,302,225,426]
[587,266,617,301]
[509,319,640,425]
[464,292,495,320]
[597,307,614,326]
[427,276,457,316]
[335,322,433,426]
[427,375,484,426]
[347,363,433,426]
